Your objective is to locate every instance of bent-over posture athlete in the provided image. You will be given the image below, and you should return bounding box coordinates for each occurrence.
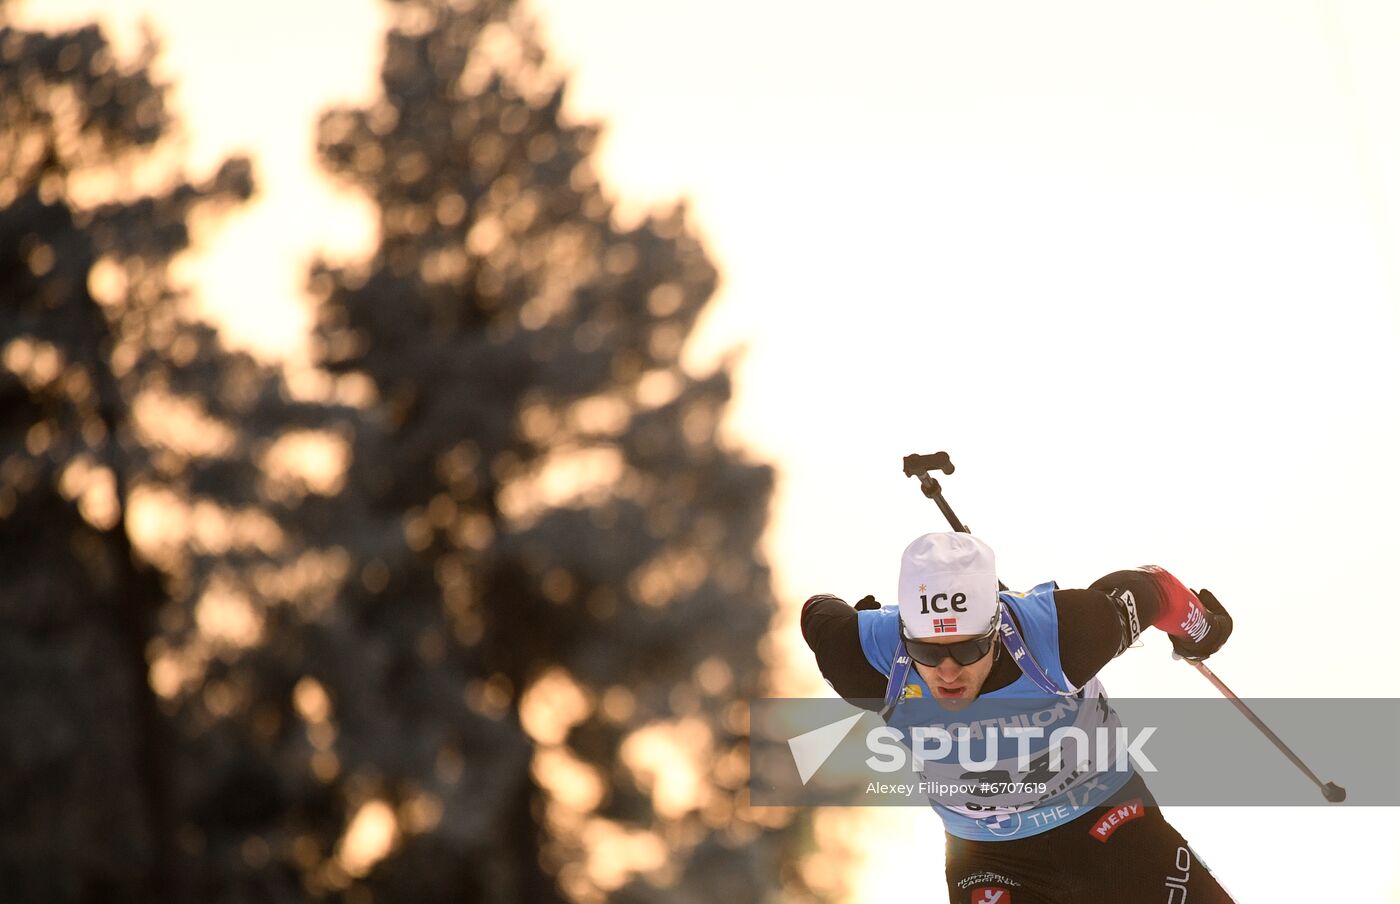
[801,532,1237,903]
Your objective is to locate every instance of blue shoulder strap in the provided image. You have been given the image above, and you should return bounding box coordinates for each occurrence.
[879,647,913,720]
[996,605,1080,697]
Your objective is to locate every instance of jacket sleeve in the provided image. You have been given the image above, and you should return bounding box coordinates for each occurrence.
[1052,589,1134,688]
[800,595,889,706]
[1054,569,1177,686]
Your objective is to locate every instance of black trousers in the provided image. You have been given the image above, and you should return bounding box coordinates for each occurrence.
[944,774,1236,904]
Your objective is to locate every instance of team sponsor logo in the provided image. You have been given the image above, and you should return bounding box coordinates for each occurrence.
[979,811,1023,838]
[920,591,969,614]
[1088,798,1144,843]
[1166,845,1192,902]
[1183,603,1209,642]
[902,683,924,700]
[1115,589,1141,643]
[956,872,1021,891]
[970,888,1011,904]
[931,617,958,634]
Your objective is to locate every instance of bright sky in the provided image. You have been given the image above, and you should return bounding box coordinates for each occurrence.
[17,0,1400,900]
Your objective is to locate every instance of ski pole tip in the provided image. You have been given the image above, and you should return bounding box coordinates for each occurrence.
[1322,782,1346,803]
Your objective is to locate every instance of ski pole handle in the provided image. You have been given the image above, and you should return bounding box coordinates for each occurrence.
[904,451,973,532]
[902,452,954,478]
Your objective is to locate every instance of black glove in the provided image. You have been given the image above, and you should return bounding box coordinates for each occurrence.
[1169,589,1233,661]
[854,594,881,611]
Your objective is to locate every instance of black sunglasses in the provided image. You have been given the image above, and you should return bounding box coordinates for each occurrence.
[899,619,999,668]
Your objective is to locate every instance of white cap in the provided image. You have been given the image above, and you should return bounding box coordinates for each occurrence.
[897,532,999,639]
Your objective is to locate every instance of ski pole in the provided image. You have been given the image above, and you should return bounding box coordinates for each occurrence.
[1179,655,1347,802]
[904,451,1347,803]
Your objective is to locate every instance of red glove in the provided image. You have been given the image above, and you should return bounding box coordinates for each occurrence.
[1141,566,1232,660]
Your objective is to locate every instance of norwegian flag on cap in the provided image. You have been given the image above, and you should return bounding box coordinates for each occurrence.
[932,618,958,633]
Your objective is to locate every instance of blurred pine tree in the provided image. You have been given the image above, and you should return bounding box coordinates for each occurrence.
[0,13,266,903]
[301,0,810,900]
[1,1,819,901]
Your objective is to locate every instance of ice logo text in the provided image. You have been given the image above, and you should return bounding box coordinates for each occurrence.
[919,592,968,614]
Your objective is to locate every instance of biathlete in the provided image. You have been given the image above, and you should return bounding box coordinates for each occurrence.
[801,531,1237,903]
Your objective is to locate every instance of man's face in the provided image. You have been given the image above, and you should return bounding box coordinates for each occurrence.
[910,636,998,709]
